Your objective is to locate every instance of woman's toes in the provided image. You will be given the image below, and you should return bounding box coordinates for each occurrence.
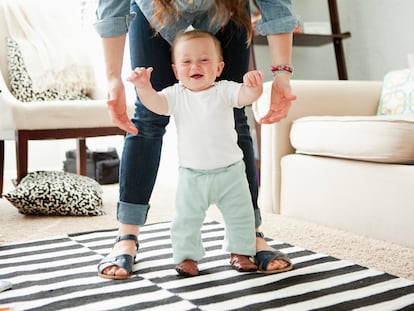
[103,266,124,277]
[114,267,128,277]
[268,259,288,270]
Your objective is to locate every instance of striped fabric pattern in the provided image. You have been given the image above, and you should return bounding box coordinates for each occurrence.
[1,221,413,310]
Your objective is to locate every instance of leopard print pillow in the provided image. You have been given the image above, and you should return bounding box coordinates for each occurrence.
[6,37,90,102]
[4,171,104,216]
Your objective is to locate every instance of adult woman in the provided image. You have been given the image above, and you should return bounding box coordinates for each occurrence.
[94,0,298,279]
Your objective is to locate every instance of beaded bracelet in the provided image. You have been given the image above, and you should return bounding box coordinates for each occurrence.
[271,64,294,76]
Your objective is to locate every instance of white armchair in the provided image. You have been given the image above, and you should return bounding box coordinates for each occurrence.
[0,0,132,196]
[254,80,414,248]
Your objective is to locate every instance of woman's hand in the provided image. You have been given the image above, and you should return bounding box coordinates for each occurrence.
[106,77,138,135]
[258,74,296,124]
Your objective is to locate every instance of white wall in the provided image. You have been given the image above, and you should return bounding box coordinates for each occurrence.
[339,0,414,80]
[255,0,414,81]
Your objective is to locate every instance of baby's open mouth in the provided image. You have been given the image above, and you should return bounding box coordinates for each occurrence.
[191,74,203,79]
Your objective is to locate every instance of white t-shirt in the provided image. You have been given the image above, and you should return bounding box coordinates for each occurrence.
[160,80,244,170]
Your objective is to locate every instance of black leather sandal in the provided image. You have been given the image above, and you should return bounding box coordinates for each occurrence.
[255,232,293,274]
[97,234,139,280]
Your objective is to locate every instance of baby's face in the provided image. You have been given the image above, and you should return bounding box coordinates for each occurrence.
[172,36,224,92]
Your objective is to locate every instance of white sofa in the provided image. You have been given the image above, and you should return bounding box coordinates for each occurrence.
[255,80,414,248]
[0,0,134,195]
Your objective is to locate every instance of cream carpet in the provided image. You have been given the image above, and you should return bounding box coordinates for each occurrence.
[1,176,413,282]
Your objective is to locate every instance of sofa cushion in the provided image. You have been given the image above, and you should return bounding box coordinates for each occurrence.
[377,68,414,115]
[290,115,414,164]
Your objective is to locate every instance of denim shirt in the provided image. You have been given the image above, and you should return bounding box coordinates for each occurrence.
[94,0,298,45]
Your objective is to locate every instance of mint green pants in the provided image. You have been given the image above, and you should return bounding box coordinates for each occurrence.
[171,161,256,264]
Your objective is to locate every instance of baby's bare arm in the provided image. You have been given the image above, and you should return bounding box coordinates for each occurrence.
[238,70,264,107]
[127,67,168,115]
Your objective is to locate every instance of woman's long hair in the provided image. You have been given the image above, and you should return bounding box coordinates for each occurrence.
[151,0,253,44]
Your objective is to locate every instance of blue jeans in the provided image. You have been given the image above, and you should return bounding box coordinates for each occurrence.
[117,1,261,228]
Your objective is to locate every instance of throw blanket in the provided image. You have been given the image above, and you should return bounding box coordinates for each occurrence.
[2,0,95,93]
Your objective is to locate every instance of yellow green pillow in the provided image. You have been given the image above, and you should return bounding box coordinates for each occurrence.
[377,69,414,115]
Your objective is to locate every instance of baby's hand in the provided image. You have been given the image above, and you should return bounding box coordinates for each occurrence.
[243,70,264,87]
[127,67,154,89]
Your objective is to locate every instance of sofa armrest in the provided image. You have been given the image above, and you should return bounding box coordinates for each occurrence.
[0,68,134,131]
[254,79,383,214]
[0,71,21,132]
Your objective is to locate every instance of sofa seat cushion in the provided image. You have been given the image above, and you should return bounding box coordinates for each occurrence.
[290,115,414,164]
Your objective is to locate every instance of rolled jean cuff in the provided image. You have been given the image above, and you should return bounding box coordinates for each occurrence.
[254,208,262,229]
[117,201,149,226]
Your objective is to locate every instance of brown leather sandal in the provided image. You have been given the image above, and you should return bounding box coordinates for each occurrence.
[230,253,258,272]
[175,259,199,277]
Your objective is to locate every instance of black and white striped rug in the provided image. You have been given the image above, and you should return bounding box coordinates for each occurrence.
[1,220,414,311]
